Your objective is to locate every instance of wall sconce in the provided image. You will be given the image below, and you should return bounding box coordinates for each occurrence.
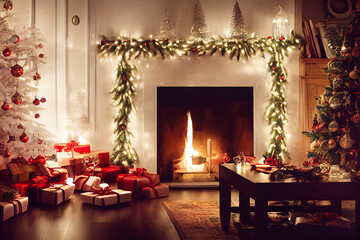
[272,5,290,38]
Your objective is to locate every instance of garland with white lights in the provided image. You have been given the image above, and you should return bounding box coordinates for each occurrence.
[97,33,302,166]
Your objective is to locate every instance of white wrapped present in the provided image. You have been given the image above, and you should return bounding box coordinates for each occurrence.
[74,175,101,191]
[0,197,29,222]
[40,184,75,205]
[80,189,131,206]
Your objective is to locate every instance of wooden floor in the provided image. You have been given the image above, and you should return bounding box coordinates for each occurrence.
[0,188,357,240]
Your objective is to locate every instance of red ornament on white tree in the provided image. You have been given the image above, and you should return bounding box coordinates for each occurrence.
[33,98,40,105]
[40,97,46,103]
[2,100,11,111]
[11,64,23,77]
[20,132,29,143]
[11,92,22,105]
[3,47,11,57]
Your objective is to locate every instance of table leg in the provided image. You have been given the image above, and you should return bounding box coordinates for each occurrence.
[331,200,341,214]
[254,199,267,240]
[355,200,360,230]
[239,191,250,223]
[219,178,231,231]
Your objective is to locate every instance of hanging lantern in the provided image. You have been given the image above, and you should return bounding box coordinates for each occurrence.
[272,5,290,38]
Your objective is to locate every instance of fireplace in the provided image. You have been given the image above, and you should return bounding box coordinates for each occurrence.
[157,86,254,182]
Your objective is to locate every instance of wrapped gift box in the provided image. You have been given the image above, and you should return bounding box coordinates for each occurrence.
[90,151,110,167]
[140,184,169,199]
[54,143,90,154]
[117,174,160,193]
[80,189,131,206]
[74,175,101,191]
[0,197,28,222]
[30,184,75,205]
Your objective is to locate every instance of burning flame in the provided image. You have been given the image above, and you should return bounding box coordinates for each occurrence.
[183,112,204,171]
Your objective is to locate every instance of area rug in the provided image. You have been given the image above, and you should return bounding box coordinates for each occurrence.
[163,200,238,240]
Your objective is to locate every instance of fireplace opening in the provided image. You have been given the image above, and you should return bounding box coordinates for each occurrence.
[157,87,254,182]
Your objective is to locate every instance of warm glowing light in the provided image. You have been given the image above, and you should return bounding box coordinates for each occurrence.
[182,112,204,171]
[66,178,74,185]
[78,135,87,144]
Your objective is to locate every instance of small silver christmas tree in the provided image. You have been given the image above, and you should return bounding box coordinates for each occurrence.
[229,1,247,39]
[158,9,177,39]
[189,0,209,40]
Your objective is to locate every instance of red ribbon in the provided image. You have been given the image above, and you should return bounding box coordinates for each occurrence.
[92,186,113,196]
[264,157,278,166]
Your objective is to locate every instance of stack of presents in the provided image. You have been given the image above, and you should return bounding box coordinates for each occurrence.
[0,141,169,222]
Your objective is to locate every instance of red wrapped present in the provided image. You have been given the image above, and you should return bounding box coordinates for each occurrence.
[90,151,110,167]
[54,141,90,155]
[140,184,169,199]
[74,175,101,191]
[101,165,123,183]
[117,170,160,194]
[0,197,28,222]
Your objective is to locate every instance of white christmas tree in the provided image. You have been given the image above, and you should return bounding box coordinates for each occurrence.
[229,1,247,39]
[0,4,54,165]
[189,0,209,40]
[158,9,177,39]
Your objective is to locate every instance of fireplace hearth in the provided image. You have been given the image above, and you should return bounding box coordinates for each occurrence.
[157,87,254,182]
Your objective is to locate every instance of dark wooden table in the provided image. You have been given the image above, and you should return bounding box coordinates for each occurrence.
[219,163,360,239]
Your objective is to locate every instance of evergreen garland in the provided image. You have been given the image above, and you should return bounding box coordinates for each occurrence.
[98,33,302,167]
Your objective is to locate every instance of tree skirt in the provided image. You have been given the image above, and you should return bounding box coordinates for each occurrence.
[162,200,238,240]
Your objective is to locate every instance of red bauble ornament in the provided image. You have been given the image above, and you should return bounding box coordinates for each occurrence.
[33,98,40,105]
[11,92,22,105]
[100,39,106,46]
[35,113,40,118]
[120,124,126,130]
[2,100,11,111]
[8,135,16,143]
[33,72,41,80]
[3,47,11,57]
[20,132,29,143]
[38,139,43,144]
[40,97,46,103]
[280,75,285,80]
[279,37,285,41]
[3,0,13,11]
[272,67,275,71]
[39,53,44,58]
[3,150,11,158]
[191,48,198,53]
[8,34,19,44]
[122,74,127,82]
[267,36,272,39]
[11,64,23,77]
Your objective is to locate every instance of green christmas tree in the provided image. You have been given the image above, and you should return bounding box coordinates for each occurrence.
[303,11,360,175]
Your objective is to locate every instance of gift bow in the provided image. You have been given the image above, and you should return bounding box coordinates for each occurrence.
[264,157,277,166]
[63,141,79,152]
[92,186,113,196]
[129,168,147,176]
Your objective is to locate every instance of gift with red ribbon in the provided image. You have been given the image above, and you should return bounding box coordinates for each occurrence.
[54,141,91,157]
[80,188,132,206]
[28,184,75,205]
[0,197,28,222]
[140,183,169,199]
[117,169,160,196]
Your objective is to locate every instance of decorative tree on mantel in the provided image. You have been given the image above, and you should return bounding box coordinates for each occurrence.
[303,10,360,174]
[189,0,209,40]
[0,1,54,165]
[158,9,177,40]
[228,1,247,39]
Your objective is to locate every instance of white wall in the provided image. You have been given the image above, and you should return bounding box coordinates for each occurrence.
[17,0,300,172]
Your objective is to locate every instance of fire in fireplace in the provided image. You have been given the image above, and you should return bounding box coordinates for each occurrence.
[157,86,254,182]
